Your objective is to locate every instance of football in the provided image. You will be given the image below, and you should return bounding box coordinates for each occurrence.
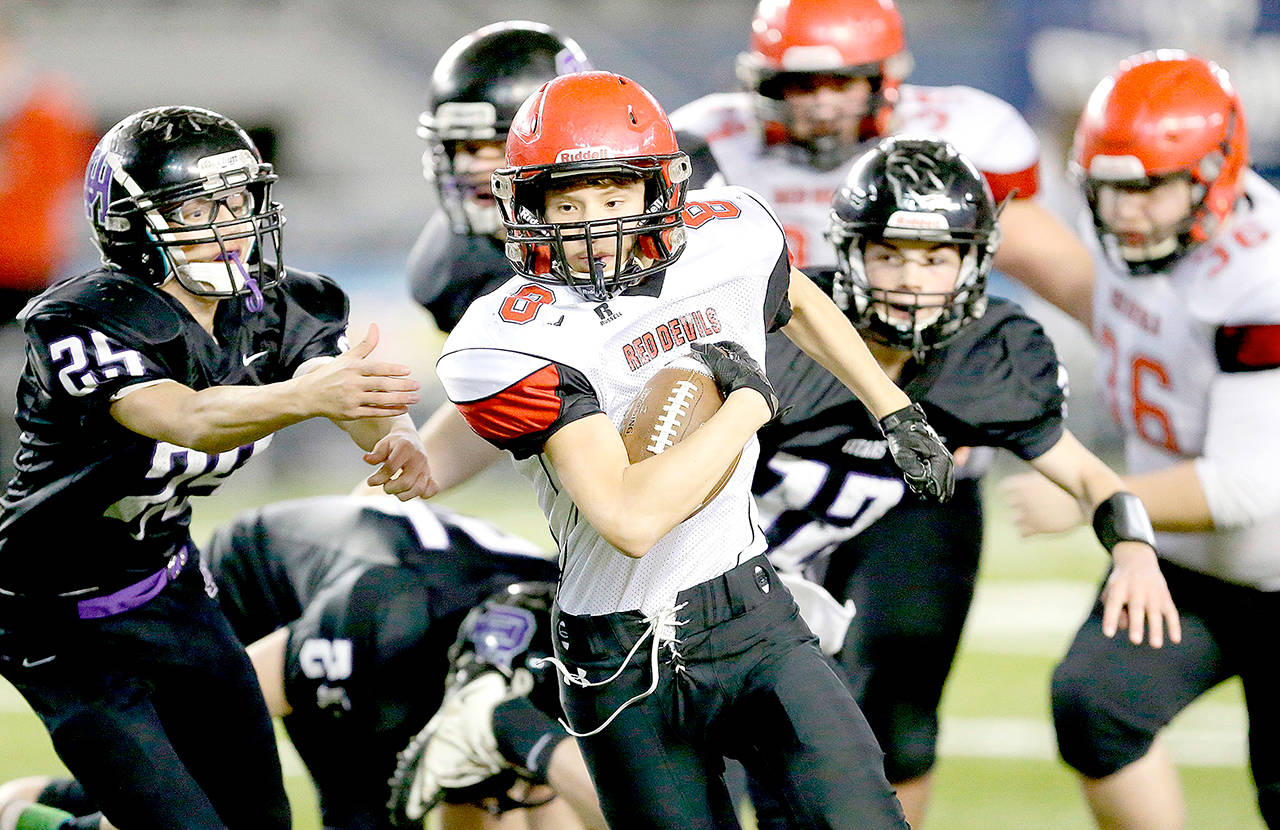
[619,355,740,517]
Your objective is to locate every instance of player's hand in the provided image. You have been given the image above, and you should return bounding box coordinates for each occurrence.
[1101,542,1182,648]
[363,428,438,500]
[297,323,420,420]
[877,404,954,502]
[690,340,782,419]
[999,471,1087,536]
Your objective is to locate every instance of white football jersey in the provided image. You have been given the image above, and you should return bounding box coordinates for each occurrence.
[437,185,790,617]
[670,83,1040,270]
[1089,170,1280,589]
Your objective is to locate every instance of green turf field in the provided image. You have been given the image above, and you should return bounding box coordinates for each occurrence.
[0,457,1263,829]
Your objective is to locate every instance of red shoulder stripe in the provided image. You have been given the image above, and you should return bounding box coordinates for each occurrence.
[456,364,564,441]
[1215,324,1280,373]
[984,164,1038,202]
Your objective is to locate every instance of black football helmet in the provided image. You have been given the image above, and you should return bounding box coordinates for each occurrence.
[418,21,591,236]
[826,135,1000,355]
[445,581,557,716]
[83,106,284,308]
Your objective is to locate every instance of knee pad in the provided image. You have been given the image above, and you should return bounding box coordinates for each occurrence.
[879,709,937,783]
[1051,662,1154,779]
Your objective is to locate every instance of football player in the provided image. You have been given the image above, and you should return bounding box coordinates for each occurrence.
[433,70,954,829]
[408,20,721,336]
[408,21,592,334]
[748,135,1181,828]
[0,495,604,830]
[0,107,431,829]
[1000,51,1280,829]
[670,0,1094,321]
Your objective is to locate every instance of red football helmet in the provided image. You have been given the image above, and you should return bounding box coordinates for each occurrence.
[736,0,912,168]
[1073,50,1248,274]
[492,72,691,301]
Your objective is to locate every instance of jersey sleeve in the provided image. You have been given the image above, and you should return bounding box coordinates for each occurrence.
[277,271,350,374]
[436,347,602,459]
[1214,324,1280,372]
[733,187,794,331]
[922,304,1065,459]
[23,312,173,407]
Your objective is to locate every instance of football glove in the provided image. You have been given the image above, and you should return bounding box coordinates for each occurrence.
[387,669,535,826]
[878,403,955,502]
[691,340,781,419]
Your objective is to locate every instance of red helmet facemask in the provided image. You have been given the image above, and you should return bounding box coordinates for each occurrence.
[492,72,691,301]
[1072,50,1247,275]
[736,0,912,170]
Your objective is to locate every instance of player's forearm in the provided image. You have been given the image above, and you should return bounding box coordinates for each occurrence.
[335,411,416,452]
[781,270,911,418]
[551,398,765,557]
[1122,461,1214,532]
[993,199,1095,328]
[422,402,501,493]
[111,380,309,454]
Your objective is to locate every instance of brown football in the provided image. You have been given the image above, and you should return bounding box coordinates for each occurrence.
[619,355,740,517]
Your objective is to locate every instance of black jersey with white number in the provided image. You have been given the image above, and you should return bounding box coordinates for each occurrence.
[206,495,557,830]
[406,213,512,333]
[0,266,348,598]
[755,297,1065,569]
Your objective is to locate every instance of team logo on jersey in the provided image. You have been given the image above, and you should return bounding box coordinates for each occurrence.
[621,307,723,371]
[593,302,621,325]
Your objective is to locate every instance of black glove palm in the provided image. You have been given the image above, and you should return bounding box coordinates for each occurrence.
[878,403,955,502]
[691,340,781,419]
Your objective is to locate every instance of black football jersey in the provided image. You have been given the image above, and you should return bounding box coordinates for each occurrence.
[406,213,512,333]
[756,297,1066,569]
[205,495,557,829]
[0,266,349,598]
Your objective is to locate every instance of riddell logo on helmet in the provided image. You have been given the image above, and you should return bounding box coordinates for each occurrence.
[555,146,613,163]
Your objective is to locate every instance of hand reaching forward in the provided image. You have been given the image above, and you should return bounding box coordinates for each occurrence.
[364,428,438,501]
[878,404,954,502]
[1101,542,1182,648]
[295,323,420,420]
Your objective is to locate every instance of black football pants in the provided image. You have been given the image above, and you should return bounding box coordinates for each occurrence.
[0,563,291,830]
[553,554,908,830]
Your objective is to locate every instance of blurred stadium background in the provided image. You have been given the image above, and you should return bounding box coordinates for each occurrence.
[3,0,1278,826]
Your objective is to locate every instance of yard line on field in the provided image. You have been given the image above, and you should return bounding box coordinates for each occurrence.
[960,579,1097,656]
[940,709,1247,767]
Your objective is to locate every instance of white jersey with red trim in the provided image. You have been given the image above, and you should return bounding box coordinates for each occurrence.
[1089,170,1280,589]
[669,83,1040,270]
[437,185,791,617]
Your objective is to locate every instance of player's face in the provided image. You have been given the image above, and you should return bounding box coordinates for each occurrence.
[780,74,872,145]
[452,140,506,209]
[864,238,963,329]
[544,179,648,274]
[163,187,257,264]
[1093,175,1194,261]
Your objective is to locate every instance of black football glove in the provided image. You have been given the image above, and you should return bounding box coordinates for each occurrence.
[691,340,782,419]
[878,403,955,502]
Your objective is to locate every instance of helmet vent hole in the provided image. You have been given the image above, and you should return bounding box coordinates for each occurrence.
[628,105,638,125]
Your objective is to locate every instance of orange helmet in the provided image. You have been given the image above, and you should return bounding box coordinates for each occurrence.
[492,72,691,300]
[1073,50,1247,273]
[736,0,912,167]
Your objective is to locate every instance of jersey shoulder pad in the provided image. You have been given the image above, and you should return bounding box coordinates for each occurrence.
[923,298,1065,435]
[278,268,348,325]
[436,346,600,456]
[23,269,184,345]
[669,92,750,138]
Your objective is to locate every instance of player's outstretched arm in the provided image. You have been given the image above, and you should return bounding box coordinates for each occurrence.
[1011,430,1181,648]
[544,393,770,558]
[994,199,1095,329]
[109,322,420,455]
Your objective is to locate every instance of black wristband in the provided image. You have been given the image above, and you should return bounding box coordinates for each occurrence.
[1092,491,1157,553]
[877,403,925,435]
[492,695,568,785]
